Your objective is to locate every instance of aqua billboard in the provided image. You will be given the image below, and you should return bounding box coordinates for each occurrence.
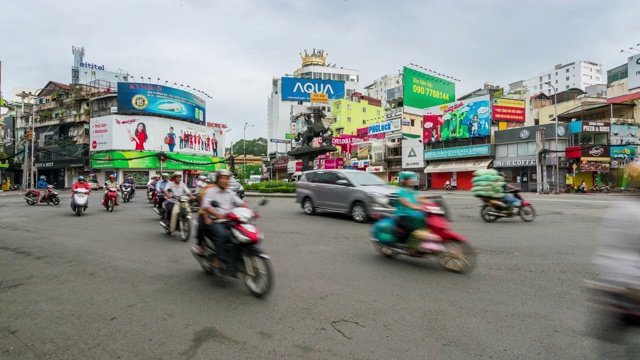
[280,77,346,102]
[117,82,206,124]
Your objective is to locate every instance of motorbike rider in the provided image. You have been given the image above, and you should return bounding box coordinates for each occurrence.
[591,188,640,347]
[154,173,170,214]
[395,172,442,252]
[122,175,136,198]
[501,181,522,211]
[196,175,208,192]
[36,175,48,205]
[197,169,250,274]
[72,176,91,206]
[103,174,120,206]
[161,172,193,228]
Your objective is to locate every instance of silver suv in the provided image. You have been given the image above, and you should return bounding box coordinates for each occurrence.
[296,169,399,223]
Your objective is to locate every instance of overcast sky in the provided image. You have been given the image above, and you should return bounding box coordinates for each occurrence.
[1,0,639,143]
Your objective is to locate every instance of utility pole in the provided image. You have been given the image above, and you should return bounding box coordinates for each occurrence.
[541,127,549,194]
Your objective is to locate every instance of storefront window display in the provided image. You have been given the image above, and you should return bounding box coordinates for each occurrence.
[123,171,150,186]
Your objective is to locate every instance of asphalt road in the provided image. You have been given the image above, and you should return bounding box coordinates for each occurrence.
[0,191,630,359]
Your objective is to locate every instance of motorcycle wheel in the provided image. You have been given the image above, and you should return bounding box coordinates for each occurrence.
[75,206,82,216]
[480,205,498,223]
[375,244,396,258]
[437,242,476,274]
[26,197,36,206]
[52,197,60,205]
[604,188,611,194]
[520,205,535,222]
[108,199,114,212]
[243,255,274,298]
[179,216,191,242]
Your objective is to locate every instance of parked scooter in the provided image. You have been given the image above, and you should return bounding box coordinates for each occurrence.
[191,199,273,298]
[25,185,60,206]
[71,188,89,216]
[592,184,611,193]
[370,201,476,274]
[479,189,535,222]
[444,181,453,191]
[121,183,133,203]
[103,186,118,212]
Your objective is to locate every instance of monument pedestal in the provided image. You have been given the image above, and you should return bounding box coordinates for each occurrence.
[288,146,337,171]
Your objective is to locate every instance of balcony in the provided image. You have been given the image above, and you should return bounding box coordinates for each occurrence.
[386,147,402,158]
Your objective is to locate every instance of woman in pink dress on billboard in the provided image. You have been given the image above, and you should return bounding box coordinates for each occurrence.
[127,123,148,150]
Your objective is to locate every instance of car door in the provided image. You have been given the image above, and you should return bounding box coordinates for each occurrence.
[311,171,332,209]
[326,172,352,212]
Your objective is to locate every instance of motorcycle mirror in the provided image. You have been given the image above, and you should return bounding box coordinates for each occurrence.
[258,199,269,206]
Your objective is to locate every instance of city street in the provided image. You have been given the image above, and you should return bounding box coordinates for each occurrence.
[0,192,628,359]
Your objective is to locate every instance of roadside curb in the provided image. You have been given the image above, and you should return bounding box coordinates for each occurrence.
[245,192,296,198]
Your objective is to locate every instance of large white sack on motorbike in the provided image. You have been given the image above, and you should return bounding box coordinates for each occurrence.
[473,169,499,177]
[471,186,492,193]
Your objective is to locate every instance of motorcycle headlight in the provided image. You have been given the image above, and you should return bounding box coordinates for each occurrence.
[370,192,389,205]
[239,185,244,192]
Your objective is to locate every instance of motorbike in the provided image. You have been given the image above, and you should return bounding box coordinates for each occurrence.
[147,186,155,202]
[103,186,118,212]
[592,185,611,193]
[71,188,90,216]
[584,280,640,357]
[121,183,133,203]
[191,199,273,298]
[161,195,193,242]
[479,189,535,223]
[25,185,60,206]
[370,202,476,274]
[153,191,166,219]
[444,181,452,191]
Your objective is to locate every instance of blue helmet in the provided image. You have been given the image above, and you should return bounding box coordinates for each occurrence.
[399,171,418,182]
[39,175,46,180]
[78,176,86,181]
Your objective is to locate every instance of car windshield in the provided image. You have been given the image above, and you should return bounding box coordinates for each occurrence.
[345,171,387,186]
[229,177,239,184]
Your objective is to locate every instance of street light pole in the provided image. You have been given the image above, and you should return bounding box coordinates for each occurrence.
[545,82,559,194]
[243,122,254,176]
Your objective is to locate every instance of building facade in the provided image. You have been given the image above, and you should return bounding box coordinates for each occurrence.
[518,60,604,96]
[330,93,383,136]
[364,73,402,109]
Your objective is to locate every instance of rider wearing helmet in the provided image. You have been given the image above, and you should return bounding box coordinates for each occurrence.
[395,172,442,251]
[72,176,91,193]
[161,172,192,228]
[197,169,251,274]
[36,175,49,205]
[154,173,171,213]
[123,175,137,197]
[104,174,120,206]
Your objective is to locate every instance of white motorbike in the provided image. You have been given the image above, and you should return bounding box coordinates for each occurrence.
[71,188,89,216]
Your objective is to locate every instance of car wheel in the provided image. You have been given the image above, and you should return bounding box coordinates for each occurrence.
[351,202,368,223]
[302,198,315,215]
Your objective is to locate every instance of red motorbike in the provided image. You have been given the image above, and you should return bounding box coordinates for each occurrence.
[370,202,476,274]
[479,189,535,223]
[103,186,118,212]
[25,185,60,206]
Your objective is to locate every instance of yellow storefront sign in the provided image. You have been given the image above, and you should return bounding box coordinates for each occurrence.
[493,98,526,108]
[310,93,328,103]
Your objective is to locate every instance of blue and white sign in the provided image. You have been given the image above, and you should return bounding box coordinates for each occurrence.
[117,82,206,124]
[424,144,491,160]
[368,120,401,135]
[281,77,346,102]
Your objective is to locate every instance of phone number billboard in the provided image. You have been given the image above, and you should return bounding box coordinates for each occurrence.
[117,82,206,124]
[403,67,455,115]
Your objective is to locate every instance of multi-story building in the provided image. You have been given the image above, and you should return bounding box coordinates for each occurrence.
[330,93,383,136]
[267,49,359,154]
[516,60,604,96]
[364,73,402,109]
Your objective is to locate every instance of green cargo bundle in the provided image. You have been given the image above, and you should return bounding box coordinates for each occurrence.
[471,169,505,199]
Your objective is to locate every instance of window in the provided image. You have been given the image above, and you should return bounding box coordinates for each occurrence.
[555,80,558,84]
[376,110,380,116]
[336,103,340,110]
[347,117,351,123]
[411,119,415,127]
[590,76,593,80]
[590,68,593,72]
[527,142,536,155]
[517,142,528,156]
[497,145,508,158]
[566,69,570,73]
[363,120,366,125]
[347,104,351,110]
[508,144,517,157]
[595,76,600,81]
[548,75,551,80]
[566,77,570,81]
[363,107,366,113]
[566,85,570,89]
[539,77,543,82]
[556,72,558,76]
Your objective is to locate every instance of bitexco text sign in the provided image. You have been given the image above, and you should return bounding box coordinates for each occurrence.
[280,78,345,102]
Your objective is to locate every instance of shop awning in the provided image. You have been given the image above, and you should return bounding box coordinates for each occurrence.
[424,159,492,173]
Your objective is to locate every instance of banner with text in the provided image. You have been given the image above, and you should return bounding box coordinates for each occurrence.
[423,96,491,143]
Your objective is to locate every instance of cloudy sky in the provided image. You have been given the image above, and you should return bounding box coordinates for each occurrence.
[1,0,639,143]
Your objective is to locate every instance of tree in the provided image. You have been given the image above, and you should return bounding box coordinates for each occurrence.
[226,137,267,156]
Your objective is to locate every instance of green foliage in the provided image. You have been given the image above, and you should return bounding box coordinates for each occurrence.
[388,181,399,186]
[246,181,297,193]
[226,137,267,157]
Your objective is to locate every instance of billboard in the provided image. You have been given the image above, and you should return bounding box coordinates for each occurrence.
[117,82,206,124]
[611,125,638,146]
[628,54,640,90]
[492,98,526,122]
[368,119,401,135]
[424,144,491,160]
[402,138,425,169]
[422,96,491,143]
[281,77,346,102]
[403,67,455,115]
[91,150,225,171]
[90,115,224,157]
